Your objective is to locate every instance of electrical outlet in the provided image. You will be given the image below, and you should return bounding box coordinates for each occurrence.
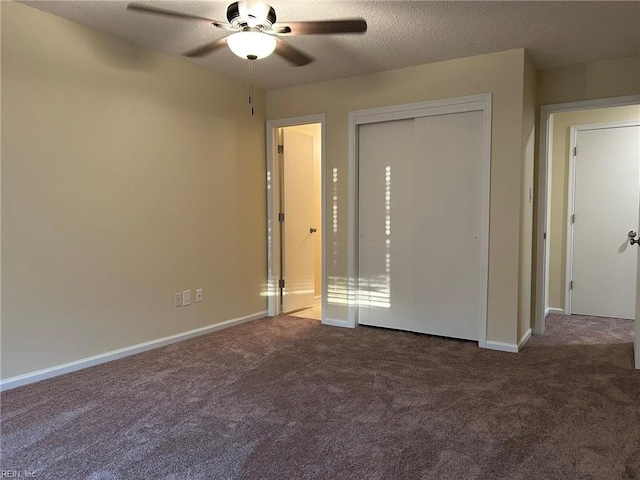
[182,290,191,306]
[174,293,182,307]
[195,289,203,303]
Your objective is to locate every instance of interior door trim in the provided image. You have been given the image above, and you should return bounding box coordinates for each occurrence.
[265,114,326,321]
[565,120,640,315]
[347,93,492,347]
[535,95,640,336]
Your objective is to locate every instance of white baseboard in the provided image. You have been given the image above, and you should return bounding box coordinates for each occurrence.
[485,328,532,354]
[633,322,640,370]
[0,311,267,392]
[323,317,353,328]
[545,307,565,316]
[485,340,519,353]
[518,328,532,350]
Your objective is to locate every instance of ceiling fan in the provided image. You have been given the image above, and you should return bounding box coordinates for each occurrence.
[127,1,368,66]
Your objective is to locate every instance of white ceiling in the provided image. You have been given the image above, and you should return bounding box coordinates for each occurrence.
[19,1,640,90]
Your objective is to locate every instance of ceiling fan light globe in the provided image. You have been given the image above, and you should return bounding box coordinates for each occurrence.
[227,31,276,60]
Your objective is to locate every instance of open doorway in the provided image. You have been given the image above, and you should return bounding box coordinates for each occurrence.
[536,100,640,358]
[266,115,325,322]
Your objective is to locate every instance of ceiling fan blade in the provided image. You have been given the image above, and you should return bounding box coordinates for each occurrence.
[272,19,367,36]
[184,38,228,58]
[127,3,229,28]
[274,39,315,67]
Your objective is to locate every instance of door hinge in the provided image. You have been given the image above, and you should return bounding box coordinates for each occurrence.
[543,232,547,240]
[278,212,285,222]
[570,280,573,290]
[571,214,575,224]
[277,144,284,154]
[279,279,285,289]
[573,146,578,157]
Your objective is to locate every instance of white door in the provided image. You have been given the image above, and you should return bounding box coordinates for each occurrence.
[635,203,640,369]
[570,125,640,319]
[636,201,640,369]
[358,110,486,340]
[282,129,315,313]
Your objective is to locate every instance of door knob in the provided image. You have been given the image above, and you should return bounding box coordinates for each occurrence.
[629,230,639,246]
[310,227,317,234]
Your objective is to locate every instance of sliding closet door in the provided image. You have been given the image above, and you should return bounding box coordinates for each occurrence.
[358,119,415,331]
[358,110,485,341]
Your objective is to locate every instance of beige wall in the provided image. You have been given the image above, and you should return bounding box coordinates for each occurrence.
[287,123,322,299]
[268,49,531,345]
[0,1,3,364]
[533,56,640,327]
[1,2,267,379]
[538,56,640,106]
[547,105,640,310]
[518,53,537,341]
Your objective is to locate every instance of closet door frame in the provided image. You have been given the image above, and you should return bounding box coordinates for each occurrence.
[347,94,492,347]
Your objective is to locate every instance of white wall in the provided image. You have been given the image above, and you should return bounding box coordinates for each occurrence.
[637,234,640,369]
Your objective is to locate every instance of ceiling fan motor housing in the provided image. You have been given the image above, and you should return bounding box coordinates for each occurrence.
[227,1,276,29]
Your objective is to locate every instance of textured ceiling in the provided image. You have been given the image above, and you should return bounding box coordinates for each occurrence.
[19,1,640,90]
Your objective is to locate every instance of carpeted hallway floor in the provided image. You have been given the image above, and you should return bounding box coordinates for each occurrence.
[1,314,638,479]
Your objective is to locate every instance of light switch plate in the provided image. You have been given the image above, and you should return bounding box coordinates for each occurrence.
[182,290,191,306]
[195,289,203,302]
[174,293,182,308]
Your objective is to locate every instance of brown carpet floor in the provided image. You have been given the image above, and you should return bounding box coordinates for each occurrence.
[1,314,638,479]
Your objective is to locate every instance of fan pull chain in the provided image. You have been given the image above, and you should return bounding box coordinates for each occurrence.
[248,58,255,116]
